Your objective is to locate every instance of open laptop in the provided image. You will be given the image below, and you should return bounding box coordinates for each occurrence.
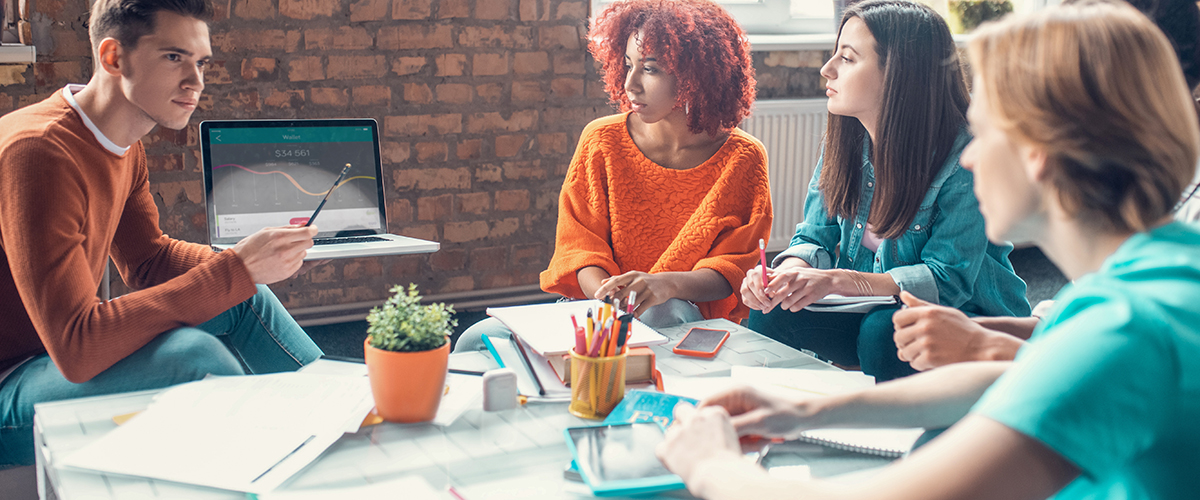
[200,118,439,260]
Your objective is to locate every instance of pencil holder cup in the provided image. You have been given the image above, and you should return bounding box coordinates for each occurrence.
[568,351,626,419]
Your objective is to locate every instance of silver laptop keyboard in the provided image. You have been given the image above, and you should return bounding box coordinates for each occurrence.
[312,236,388,245]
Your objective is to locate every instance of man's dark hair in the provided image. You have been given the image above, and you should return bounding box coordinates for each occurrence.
[89,0,213,50]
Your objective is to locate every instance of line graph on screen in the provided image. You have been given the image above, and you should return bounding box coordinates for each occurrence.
[214,164,375,196]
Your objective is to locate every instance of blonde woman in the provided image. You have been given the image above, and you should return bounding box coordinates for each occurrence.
[656,3,1200,499]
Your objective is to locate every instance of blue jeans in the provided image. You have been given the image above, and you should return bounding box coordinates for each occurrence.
[748,304,915,382]
[0,285,322,467]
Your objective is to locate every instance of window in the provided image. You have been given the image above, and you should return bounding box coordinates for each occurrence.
[592,0,1054,36]
[591,0,839,35]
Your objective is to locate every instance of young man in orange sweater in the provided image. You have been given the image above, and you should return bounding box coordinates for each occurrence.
[0,0,322,466]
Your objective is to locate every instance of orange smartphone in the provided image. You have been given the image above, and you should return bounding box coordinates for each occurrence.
[672,327,730,358]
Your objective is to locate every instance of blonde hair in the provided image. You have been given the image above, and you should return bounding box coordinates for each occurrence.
[968,0,1200,233]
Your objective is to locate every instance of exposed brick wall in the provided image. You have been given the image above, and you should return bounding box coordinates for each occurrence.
[754,50,830,99]
[0,0,827,313]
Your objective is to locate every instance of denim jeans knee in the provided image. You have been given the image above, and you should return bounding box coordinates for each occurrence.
[856,305,916,382]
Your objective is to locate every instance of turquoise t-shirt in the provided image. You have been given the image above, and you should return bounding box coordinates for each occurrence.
[973,222,1200,499]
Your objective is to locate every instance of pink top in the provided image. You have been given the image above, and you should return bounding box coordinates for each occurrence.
[861,224,884,253]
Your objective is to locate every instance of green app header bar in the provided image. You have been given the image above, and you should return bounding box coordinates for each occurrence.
[208,126,373,144]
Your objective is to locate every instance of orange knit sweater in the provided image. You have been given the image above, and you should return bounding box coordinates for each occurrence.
[540,113,773,321]
[0,91,257,382]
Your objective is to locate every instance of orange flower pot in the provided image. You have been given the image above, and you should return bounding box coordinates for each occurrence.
[363,337,450,423]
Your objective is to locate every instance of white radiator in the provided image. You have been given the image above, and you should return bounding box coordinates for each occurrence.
[740,98,829,252]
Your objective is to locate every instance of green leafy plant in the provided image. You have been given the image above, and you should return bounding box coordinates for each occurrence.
[366,284,456,352]
[951,0,1013,32]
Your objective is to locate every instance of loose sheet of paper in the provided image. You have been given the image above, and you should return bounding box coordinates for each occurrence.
[302,358,483,427]
[252,474,443,500]
[731,366,874,397]
[62,372,374,494]
[659,374,738,401]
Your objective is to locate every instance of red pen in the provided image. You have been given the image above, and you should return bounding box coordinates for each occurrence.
[759,238,769,288]
[627,290,636,314]
[447,485,469,500]
[571,314,586,354]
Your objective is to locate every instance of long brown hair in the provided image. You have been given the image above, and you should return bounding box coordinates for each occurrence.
[820,0,969,239]
[969,1,1199,233]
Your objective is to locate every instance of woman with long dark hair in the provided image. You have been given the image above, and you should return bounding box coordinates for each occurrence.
[742,0,1029,381]
[659,3,1200,498]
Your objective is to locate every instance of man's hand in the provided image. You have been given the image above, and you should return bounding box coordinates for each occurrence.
[892,292,1024,370]
[700,386,820,439]
[231,225,317,284]
[289,259,332,280]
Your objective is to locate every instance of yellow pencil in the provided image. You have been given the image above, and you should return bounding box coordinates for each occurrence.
[586,309,594,351]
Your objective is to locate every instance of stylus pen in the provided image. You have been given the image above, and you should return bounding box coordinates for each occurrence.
[304,163,351,227]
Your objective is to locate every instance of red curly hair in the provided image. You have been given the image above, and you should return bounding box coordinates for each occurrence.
[588,0,757,137]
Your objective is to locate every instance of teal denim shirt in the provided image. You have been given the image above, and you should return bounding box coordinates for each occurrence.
[775,130,1030,317]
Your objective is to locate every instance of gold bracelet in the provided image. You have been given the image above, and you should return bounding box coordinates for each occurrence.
[846,270,874,296]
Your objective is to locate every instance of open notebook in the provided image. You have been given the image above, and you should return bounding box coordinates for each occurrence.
[730,366,924,458]
[796,428,925,458]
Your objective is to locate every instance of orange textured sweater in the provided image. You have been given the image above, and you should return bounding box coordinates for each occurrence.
[540,113,773,321]
[0,91,257,382]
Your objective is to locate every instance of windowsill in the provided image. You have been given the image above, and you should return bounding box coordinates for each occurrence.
[0,44,36,63]
[748,33,973,52]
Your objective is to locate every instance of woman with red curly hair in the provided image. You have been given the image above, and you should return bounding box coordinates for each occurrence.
[455,0,771,351]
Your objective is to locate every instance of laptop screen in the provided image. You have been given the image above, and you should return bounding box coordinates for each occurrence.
[200,119,387,244]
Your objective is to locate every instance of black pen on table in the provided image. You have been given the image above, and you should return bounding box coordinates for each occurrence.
[319,354,485,376]
[304,163,351,227]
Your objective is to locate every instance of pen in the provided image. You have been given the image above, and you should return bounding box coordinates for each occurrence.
[304,163,351,227]
[571,314,586,355]
[586,309,594,350]
[616,313,631,354]
[318,354,364,363]
[759,238,769,288]
[447,485,469,500]
[627,290,636,314]
[510,335,546,396]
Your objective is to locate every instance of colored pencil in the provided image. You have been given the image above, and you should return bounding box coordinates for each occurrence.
[759,238,769,288]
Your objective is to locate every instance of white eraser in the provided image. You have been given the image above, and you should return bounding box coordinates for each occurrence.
[482,368,518,411]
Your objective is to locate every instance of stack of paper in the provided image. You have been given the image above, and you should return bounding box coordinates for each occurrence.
[486,300,668,357]
[805,294,898,313]
[61,372,375,494]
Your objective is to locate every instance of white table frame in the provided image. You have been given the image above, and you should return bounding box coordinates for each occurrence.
[34,319,891,499]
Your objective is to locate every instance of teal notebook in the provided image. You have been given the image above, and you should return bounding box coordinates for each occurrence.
[602,389,698,427]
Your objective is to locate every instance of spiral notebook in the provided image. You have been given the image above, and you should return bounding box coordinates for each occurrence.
[728,366,923,458]
[795,428,925,458]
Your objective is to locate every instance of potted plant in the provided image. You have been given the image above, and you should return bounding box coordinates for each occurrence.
[949,0,1013,33]
[364,283,457,423]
